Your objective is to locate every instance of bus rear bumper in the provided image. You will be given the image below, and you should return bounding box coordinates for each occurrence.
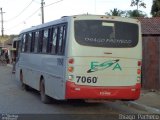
[65,81,141,100]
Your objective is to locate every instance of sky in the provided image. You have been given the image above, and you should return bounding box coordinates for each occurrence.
[0,0,153,35]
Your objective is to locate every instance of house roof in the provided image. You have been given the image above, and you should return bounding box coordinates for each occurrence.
[137,17,160,35]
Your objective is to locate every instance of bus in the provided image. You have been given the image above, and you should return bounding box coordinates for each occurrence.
[15,15,142,103]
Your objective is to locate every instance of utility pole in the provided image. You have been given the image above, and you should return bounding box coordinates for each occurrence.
[41,0,45,24]
[94,0,96,14]
[0,8,4,37]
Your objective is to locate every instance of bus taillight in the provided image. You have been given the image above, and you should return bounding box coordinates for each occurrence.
[137,69,141,75]
[68,58,74,64]
[137,61,141,83]
[138,61,142,66]
[68,58,74,73]
[137,61,141,75]
[68,66,74,73]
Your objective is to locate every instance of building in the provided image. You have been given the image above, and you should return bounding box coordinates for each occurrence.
[138,17,160,90]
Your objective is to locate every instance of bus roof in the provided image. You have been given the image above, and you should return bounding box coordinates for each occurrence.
[19,14,140,34]
[20,16,69,34]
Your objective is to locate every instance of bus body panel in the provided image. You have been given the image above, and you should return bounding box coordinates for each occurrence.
[65,82,140,100]
[65,56,141,100]
[65,15,142,100]
[17,53,66,100]
[67,57,140,86]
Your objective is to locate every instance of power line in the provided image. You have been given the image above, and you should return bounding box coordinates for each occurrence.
[6,0,64,33]
[40,0,63,24]
[41,0,63,23]
[24,7,40,21]
[7,0,34,22]
[6,7,40,31]
[33,0,40,4]
[44,0,63,7]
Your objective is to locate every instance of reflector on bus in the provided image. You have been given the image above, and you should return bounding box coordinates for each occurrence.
[102,22,114,27]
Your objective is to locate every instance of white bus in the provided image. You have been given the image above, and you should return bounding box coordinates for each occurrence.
[15,15,142,103]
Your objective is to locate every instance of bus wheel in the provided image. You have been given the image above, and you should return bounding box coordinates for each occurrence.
[20,72,26,90]
[20,71,29,91]
[40,79,51,104]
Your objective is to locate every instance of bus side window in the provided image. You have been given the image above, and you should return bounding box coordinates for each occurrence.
[38,30,43,53]
[31,32,35,53]
[24,34,29,52]
[27,32,32,53]
[21,34,27,52]
[34,31,39,53]
[42,29,49,53]
[49,27,58,54]
[57,25,66,55]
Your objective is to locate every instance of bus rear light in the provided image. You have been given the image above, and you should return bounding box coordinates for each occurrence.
[68,66,74,72]
[68,58,74,64]
[138,61,142,66]
[137,69,141,75]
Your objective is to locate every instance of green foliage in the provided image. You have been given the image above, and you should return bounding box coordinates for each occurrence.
[105,8,125,16]
[130,0,146,10]
[0,35,18,46]
[0,35,10,41]
[129,0,147,17]
[105,8,147,18]
[105,0,147,18]
[125,10,147,17]
[151,0,160,17]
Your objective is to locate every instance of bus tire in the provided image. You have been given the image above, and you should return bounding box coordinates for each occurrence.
[40,79,51,104]
[20,71,30,91]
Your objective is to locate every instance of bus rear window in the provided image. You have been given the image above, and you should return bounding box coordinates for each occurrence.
[74,20,139,48]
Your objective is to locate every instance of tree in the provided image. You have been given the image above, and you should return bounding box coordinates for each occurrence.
[125,10,147,17]
[130,0,146,10]
[105,8,125,16]
[151,0,160,17]
[129,0,147,17]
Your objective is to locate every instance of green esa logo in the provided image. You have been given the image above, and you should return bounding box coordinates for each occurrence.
[87,59,122,73]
